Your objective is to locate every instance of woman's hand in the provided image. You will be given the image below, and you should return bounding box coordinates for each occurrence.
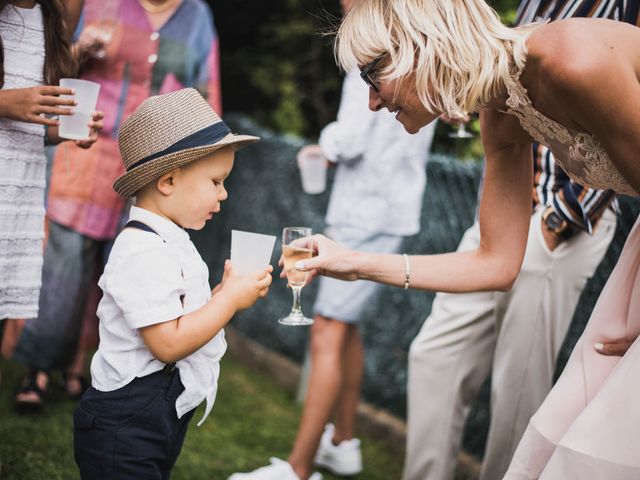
[46,110,105,149]
[75,24,112,59]
[297,144,332,168]
[594,340,634,357]
[279,234,363,284]
[0,86,76,126]
[297,144,323,159]
[75,110,104,149]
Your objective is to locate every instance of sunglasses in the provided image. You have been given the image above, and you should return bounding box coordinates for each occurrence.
[359,55,385,92]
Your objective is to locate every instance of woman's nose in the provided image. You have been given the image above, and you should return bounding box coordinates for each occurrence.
[368,88,384,112]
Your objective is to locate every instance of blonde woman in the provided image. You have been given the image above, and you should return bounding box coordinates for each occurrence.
[293,0,640,477]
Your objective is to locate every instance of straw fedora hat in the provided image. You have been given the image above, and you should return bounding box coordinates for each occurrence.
[113,88,259,198]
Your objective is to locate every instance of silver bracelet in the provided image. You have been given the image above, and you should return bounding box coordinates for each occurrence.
[402,253,411,290]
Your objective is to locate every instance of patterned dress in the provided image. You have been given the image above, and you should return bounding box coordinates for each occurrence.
[0,4,46,319]
[46,0,222,240]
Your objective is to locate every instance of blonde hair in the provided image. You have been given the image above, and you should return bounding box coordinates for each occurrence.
[335,0,530,116]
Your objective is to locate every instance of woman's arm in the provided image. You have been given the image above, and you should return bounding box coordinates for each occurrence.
[298,113,535,293]
[64,0,84,37]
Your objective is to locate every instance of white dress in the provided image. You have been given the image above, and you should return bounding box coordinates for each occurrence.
[0,4,46,319]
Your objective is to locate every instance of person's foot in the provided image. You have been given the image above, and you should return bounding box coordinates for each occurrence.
[228,458,322,480]
[14,369,49,412]
[314,424,363,476]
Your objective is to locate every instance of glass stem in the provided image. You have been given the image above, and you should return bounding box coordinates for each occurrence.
[290,286,303,317]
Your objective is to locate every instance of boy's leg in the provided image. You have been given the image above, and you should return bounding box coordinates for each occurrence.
[333,325,363,443]
[75,370,185,480]
[288,316,351,479]
[161,388,196,479]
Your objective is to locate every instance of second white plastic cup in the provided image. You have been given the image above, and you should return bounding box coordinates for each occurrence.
[297,150,327,194]
[58,78,101,141]
[230,230,277,275]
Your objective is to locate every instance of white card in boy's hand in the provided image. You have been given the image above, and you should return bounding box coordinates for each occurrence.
[230,230,276,275]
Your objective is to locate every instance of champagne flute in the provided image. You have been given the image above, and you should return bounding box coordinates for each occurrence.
[279,227,314,326]
[447,114,475,159]
[448,122,474,139]
[91,0,117,59]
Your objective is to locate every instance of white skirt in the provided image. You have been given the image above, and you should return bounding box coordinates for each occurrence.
[0,123,46,319]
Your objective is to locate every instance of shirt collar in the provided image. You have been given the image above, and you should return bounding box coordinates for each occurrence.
[128,206,190,243]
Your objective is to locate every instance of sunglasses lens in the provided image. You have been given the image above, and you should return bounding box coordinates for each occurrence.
[360,56,383,92]
[368,77,378,91]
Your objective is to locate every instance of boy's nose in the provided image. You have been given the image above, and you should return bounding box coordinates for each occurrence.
[219,186,228,201]
[368,89,384,112]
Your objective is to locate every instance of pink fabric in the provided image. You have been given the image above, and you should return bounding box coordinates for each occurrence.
[505,215,640,478]
[46,0,222,240]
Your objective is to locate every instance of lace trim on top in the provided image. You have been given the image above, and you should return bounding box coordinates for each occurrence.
[503,67,636,196]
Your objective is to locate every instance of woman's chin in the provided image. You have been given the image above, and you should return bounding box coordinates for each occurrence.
[396,112,423,134]
[400,121,421,134]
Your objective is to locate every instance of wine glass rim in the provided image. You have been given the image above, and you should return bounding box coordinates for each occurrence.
[283,226,312,232]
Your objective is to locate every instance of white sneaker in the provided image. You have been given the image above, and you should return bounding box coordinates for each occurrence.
[228,457,322,480]
[314,424,363,476]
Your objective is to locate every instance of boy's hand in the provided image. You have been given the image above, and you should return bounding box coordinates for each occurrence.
[211,259,232,296]
[215,261,273,311]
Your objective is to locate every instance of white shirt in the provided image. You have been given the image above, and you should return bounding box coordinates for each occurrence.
[91,206,226,426]
[319,70,436,236]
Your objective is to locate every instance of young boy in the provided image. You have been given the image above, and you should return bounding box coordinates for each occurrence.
[73,88,272,479]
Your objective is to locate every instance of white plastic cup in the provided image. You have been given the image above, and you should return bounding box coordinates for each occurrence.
[297,150,327,194]
[230,230,277,275]
[58,78,101,141]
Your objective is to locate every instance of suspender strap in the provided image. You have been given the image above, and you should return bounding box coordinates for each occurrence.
[124,220,159,235]
[123,219,176,373]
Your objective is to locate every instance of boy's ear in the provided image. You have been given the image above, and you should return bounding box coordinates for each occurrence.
[156,168,180,196]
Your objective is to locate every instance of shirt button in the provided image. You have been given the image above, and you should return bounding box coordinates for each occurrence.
[150,32,159,41]
[148,54,158,64]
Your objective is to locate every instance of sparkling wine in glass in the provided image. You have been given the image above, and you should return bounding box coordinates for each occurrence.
[279,227,314,326]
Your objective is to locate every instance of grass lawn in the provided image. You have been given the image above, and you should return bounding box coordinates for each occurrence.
[0,357,404,479]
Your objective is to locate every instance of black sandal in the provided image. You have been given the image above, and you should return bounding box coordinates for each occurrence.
[63,372,89,401]
[14,368,49,412]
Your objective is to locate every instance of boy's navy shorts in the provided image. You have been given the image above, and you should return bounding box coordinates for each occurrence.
[74,368,195,480]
